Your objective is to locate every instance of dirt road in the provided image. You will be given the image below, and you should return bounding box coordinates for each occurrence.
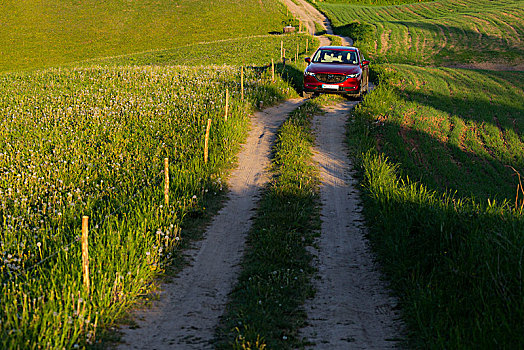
[280,0,353,46]
[284,0,402,347]
[117,99,304,349]
[118,1,401,348]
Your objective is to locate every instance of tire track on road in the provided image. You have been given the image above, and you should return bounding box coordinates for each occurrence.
[301,101,402,349]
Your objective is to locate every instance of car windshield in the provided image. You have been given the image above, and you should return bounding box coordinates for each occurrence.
[312,49,359,65]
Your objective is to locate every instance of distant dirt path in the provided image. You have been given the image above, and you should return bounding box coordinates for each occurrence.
[117,99,304,349]
[281,0,327,36]
[281,0,353,46]
[300,102,402,348]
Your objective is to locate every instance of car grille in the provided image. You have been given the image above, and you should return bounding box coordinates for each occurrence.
[315,73,346,83]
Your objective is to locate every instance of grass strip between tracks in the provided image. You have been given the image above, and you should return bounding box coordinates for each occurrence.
[215,98,332,349]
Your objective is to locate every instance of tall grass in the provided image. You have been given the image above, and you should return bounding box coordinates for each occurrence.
[347,65,524,347]
[0,65,297,349]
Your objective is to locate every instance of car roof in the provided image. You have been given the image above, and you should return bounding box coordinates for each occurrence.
[318,46,358,51]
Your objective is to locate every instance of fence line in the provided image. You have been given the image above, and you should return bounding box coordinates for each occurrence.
[1,64,256,284]
[3,169,165,283]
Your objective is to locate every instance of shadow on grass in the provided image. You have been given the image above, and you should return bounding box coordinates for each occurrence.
[275,62,305,95]
[376,116,521,207]
[358,66,524,203]
[361,164,524,348]
[349,91,524,347]
[347,63,524,345]
[395,70,524,130]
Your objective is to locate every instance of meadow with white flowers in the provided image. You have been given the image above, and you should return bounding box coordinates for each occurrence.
[0,64,299,348]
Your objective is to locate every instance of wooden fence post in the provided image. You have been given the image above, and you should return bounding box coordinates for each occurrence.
[241,66,244,102]
[82,216,90,293]
[271,58,275,81]
[204,119,212,164]
[164,158,169,206]
[280,40,283,61]
[224,88,229,121]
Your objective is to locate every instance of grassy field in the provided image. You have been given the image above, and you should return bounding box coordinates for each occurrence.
[0,65,300,349]
[362,65,524,202]
[0,0,296,72]
[77,34,315,68]
[314,0,524,347]
[4,0,522,347]
[317,0,524,66]
[348,65,524,348]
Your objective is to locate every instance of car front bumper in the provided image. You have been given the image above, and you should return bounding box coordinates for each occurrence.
[303,76,361,94]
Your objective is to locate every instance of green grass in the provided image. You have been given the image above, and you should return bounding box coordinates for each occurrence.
[324,34,343,46]
[313,0,431,5]
[346,64,524,348]
[363,65,523,202]
[317,0,524,66]
[0,65,298,349]
[0,0,322,347]
[76,34,316,68]
[215,96,329,349]
[0,0,291,72]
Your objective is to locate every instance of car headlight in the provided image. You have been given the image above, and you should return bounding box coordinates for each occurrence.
[304,71,316,77]
[346,73,361,78]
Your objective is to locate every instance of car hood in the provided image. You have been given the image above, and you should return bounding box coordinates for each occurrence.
[306,63,360,75]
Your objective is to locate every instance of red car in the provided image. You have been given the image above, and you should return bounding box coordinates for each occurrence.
[303,46,370,98]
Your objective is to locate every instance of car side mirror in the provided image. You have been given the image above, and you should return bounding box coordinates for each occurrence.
[362,60,370,66]
[305,57,311,64]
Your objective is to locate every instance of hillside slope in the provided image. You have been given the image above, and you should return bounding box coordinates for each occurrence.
[0,0,289,71]
[319,0,524,67]
[313,0,524,348]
